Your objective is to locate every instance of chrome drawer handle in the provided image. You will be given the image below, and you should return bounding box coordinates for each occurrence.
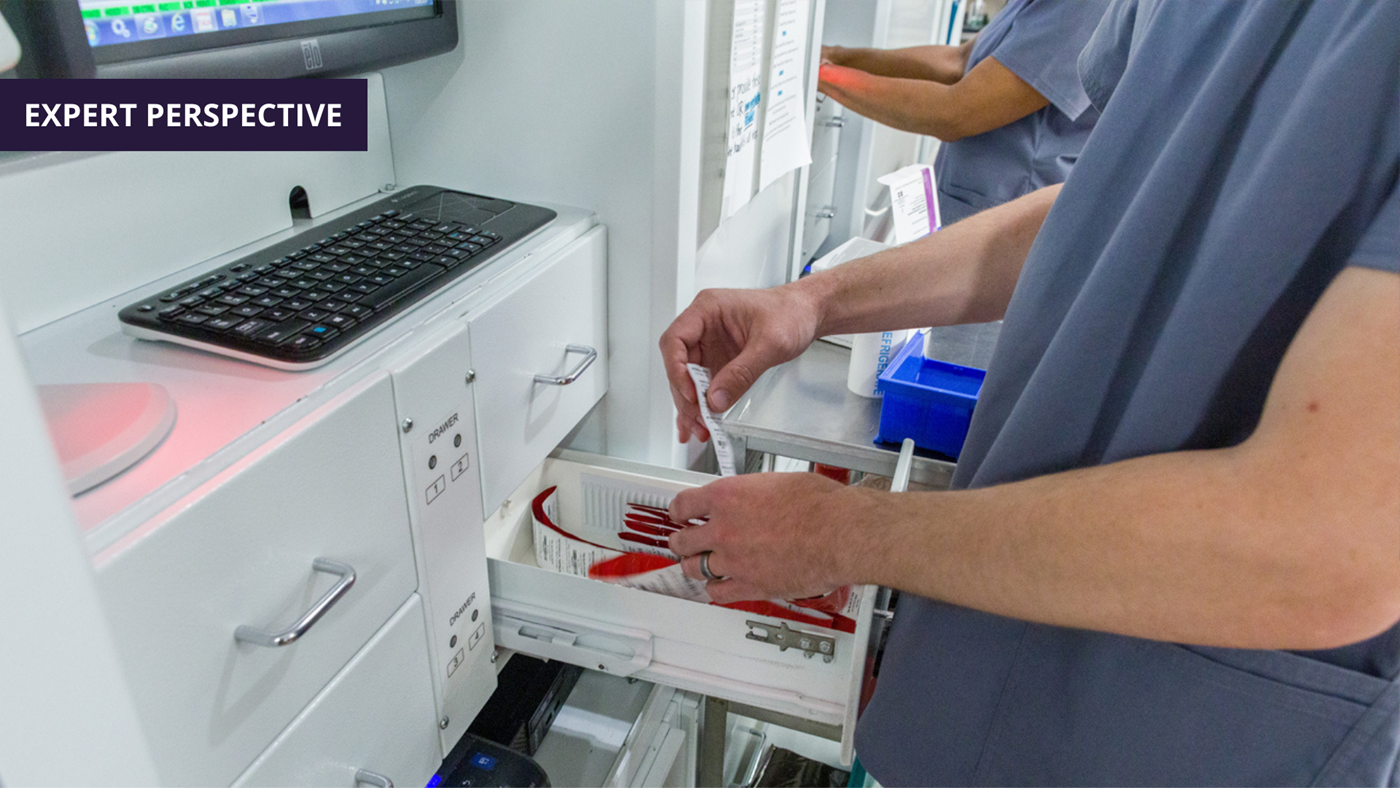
[355,769,394,788]
[533,344,597,386]
[234,558,356,648]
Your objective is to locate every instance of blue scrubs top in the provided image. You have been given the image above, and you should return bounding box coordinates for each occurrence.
[857,1,1400,784]
[933,0,1108,225]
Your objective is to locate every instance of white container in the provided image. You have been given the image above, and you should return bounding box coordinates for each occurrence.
[846,329,912,398]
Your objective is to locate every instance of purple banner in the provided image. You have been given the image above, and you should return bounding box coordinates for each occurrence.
[0,79,368,152]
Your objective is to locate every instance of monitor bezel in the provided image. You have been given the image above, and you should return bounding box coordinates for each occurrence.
[5,0,458,79]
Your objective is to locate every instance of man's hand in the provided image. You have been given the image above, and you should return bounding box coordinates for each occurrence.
[666,473,879,604]
[659,286,820,443]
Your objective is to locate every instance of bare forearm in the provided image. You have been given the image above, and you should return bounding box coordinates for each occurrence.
[823,44,967,84]
[794,185,1059,336]
[818,67,967,138]
[842,269,1400,650]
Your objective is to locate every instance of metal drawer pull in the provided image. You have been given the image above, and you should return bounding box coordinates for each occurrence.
[354,769,394,788]
[533,344,597,386]
[234,558,356,647]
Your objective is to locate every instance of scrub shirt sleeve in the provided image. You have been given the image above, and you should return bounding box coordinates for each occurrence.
[984,0,1110,122]
[1077,0,1141,113]
[1348,180,1400,274]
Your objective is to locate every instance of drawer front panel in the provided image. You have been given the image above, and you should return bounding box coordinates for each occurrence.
[234,596,441,788]
[469,226,608,517]
[95,375,418,786]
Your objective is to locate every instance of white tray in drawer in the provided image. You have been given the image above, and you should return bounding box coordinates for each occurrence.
[484,451,877,764]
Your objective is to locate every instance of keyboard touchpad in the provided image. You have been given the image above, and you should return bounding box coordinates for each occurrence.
[408,191,511,227]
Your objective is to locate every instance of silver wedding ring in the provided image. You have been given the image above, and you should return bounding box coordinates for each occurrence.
[699,551,726,581]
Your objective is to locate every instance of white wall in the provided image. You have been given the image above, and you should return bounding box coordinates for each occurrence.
[383,0,804,469]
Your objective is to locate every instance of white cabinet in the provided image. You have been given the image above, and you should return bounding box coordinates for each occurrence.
[233,596,442,788]
[93,374,419,786]
[469,226,609,517]
[483,452,875,765]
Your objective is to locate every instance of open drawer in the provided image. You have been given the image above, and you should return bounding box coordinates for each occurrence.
[484,450,881,764]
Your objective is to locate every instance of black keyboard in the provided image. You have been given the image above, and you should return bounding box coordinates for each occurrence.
[119,186,557,368]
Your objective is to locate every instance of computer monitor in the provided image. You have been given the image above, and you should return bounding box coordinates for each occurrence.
[3,0,457,78]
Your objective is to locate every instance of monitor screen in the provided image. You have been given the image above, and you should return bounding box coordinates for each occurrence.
[80,0,434,62]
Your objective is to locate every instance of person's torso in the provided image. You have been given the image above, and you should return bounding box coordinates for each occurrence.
[857,1,1400,784]
[934,0,1100,223]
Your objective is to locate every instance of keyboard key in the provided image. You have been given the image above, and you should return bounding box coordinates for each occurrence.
[302,324,339,341]
[340,254,367,265]
[338,291,363,303]
[480,230,502,241]
[445,248,472,259]
[251,296,283,308]
[236,272,261,282]
[238,286,269,297]
[360,264,445,311]
[470,235,495,246]
[177,313,210,325]
[342,304,374,318]
[196,304,230,316]
[348,266,375,278]
[419,231,445,241]
[456,242,483,254]
[231,305,265,317]
[205,315,242,331]
[196,274,226,287]
[228,264,249,273]
[422,244,450,255]
[329,231,349,241]
[322,247,352,257]
[342,239,365,249]
[321,281,348,293]
[255,319,310,346]
[357,220,376,229]
[380,251,407,262]
[196,286,225,299]
[397,258,424,270]
[382,209,400,218]
[307,270,334,281]
[300,290,329,302]
[352,282,380,295]
[231,318,270,337]
[432,223,454,233]
[178,295,206,307]
[158,305,185,319]
[216,294,249,306]
[283,298,314,311]
[288,250,308,260]
[258,276,287,288]
[409,252,436,263]
[262,307,297,322]
[323,262,351,273]
[381,266,409,278]
[289,278,319,290]
[272,287,302,299]
[300,309,330,322]
[284,335,322,353]
[325,314,356,330]
[367,274,394,286]
[291,260,321,272]
[321,300,348,312]
[434,256,460,267]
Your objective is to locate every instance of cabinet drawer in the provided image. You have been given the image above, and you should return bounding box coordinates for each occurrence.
[234,596,441,788]
[469,226,608,517]
[94,374,419,786]
[483,451,876,765]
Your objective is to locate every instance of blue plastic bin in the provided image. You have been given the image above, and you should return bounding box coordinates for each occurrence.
[875,334,986,458]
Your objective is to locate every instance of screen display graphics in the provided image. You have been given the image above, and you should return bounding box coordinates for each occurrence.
[78,0,436,62]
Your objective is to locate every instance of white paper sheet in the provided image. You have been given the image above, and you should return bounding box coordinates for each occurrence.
[877,163,943,245]
[758,0,812,191]
[722,0,766,218]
